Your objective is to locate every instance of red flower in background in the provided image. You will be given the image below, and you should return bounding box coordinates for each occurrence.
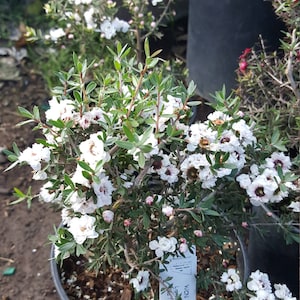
[238,47,252,73]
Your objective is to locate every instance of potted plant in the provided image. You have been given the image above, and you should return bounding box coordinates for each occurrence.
[4,0,299,299]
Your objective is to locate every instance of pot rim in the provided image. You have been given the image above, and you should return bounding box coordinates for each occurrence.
[50,244,69,300]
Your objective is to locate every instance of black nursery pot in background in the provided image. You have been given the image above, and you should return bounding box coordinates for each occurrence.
[186,0,298,297]
[186,0,285,102]
[248,207,299,299]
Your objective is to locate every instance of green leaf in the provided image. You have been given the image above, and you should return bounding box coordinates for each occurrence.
[85,81,97,94]
[123,125,135,142]
[187,80,196,96]
[18,106,33,119]
[115,140,134,150]
[64,174,75,190]
[138,126,153,145]
[143,212,150,229]
[12,142,20,156]
[138,151,145,168]
[78,160,94,173]
[147,57,159,69]
[47,119,65,129]
[144,37,150,58]
[59,242,75,253]
[73,90,82,103]
[114,58,121,71]
[76,244,87,256]
[188,211,203,224]
[202,208,220,217]
[33,105,40,121]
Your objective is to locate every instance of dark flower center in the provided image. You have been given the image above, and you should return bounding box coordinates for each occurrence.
[187,167,198,180]
[255,186,265,197]
[199,137,210,148]
[274,159,283,168]
[220,136,230,143]
[152,159,162,170]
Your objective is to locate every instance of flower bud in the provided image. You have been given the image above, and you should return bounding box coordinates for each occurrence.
[124,219,131,227]
[145,196,154,205]
[194,230,203,237]
[162,205,174,217]
[102,210,114,223]
[179,242,188,253]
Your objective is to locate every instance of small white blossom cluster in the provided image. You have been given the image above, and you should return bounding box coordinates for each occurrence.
[220,268,242,292]
[221,269,296,299]
[45,28,66,42]
[18,143,50,180]
[247,270,296,300]
[149,236,177,258]
[129,270,150,292]
[44,0,129,41]
[237,152,296,206]
[100,18,130,39]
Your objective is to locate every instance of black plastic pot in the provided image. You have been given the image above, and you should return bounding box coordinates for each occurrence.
[186,0,285,102]
[248,207,299,299]
[50,232,249,300]
[50,245,69,300]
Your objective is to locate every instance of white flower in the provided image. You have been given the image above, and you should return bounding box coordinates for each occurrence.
[89,107,105,124]
[33,170,48,180]
[73,0,92,4]
[102,210,114,223]
[68,214,99,244]
[151,0,163,6]
[79,132,110,168]
[45,96,75,122]
[92,173,115,207]
[74,111,93,129]
[61,208,72,226]
[149,236,177,257]
[84,7,97,29]
[287,201,300,213]
[186,123,217,152]
[274,283,296,300]
[217,130,240,152]
[265,152,292,174]
[69,191,98,214]
[246,175,278,206]
[18,143,50,171]
[158,163,179,184]
[100,19,117,39]
[45,28,65,42]
[207,111,232,124]
[162,205,174,217]
[112,18,130,33]
[40,181,61,203]
[72,165,91,188]
[249,290,275,300]
[247,270,272,294]
[232,119,257,146]
[220,268,242,292]
[236,174,251,189]
[129,270,150,292]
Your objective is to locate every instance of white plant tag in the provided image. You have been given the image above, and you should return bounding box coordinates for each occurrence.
[159,245,197,300]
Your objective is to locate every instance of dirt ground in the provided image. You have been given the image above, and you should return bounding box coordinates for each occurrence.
[0,58,61,299]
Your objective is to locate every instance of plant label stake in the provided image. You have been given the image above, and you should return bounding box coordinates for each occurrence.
[159,246,197,300]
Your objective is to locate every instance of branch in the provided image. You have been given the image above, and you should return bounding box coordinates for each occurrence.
[285,29,300,100]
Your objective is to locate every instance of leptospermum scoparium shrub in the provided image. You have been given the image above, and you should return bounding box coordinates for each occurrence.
[5,40,299,298]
